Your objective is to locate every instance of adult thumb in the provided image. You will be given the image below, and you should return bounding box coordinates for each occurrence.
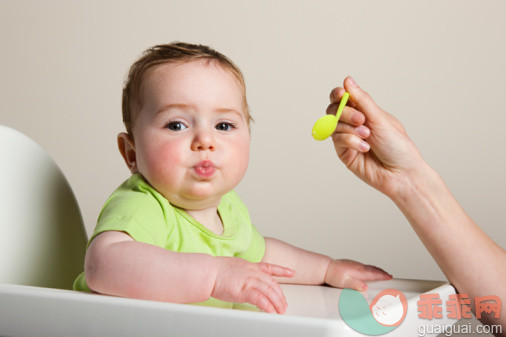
[343,76,383,125]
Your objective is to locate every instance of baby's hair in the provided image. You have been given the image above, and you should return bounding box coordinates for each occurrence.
[122,42,251,136]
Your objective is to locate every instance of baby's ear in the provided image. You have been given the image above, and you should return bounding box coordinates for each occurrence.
[117,132,138,174]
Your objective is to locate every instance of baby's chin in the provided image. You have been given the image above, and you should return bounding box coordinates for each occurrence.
[167,186,231,210]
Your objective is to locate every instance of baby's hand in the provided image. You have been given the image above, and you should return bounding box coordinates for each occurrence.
[324,259,392,292]
[211,256,295,314]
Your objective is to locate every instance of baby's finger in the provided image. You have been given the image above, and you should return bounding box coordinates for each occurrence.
[364,264,390,273]
[331,133,370,153]
[257,280,287,314]
[355,265,393,281]
[258,262,295,278]
[257,265,289,308]
[334,122,370,140]
[246,288,277,314]
[340,274,368,292]
[267,275,288,309]
[326,105,365,127]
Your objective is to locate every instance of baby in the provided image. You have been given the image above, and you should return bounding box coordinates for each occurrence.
[73,42,392,313]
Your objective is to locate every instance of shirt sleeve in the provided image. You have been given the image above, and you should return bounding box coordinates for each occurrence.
[88,187,170,249]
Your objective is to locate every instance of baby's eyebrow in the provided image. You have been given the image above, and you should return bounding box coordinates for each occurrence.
[155,103,243,119]
[215,108,243,119]
[155,103,192,115]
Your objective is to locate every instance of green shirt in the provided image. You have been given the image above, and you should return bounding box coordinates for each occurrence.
[73,174,265,309]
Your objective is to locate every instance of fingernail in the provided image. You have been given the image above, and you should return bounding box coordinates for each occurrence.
[348,76,358,88]
[359,281,368,292]
[352,113,363,124]
[359,141,370,152]
[357,126,369,137]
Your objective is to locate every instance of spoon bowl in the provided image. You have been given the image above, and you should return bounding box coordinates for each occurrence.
[312,115,338,141]
[312,92,350,141]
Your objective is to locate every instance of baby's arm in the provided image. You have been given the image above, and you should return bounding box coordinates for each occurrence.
[85,231,294,313]
[262,237,391,291]
[85,231,216,302]
[261,237,333,285]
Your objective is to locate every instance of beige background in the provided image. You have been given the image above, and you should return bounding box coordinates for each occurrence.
[1,0,505,282]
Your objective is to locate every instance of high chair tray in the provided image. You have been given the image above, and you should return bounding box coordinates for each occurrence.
[0,279,458,337]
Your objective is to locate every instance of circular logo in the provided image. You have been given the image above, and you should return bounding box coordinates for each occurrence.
[339,288,408,335]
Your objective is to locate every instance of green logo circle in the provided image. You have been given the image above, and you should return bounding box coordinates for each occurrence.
[339,289,407,335]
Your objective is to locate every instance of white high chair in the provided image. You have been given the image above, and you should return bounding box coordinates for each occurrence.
[0,125,467,337]
[0,125,87,289]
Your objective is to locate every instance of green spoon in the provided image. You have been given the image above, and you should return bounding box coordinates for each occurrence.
[312,92,350,141]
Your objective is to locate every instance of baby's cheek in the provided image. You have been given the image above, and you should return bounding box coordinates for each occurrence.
[146,142,186,182]
[227,140,250,177]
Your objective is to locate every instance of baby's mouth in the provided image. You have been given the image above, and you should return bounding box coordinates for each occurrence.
[193,160,216,178]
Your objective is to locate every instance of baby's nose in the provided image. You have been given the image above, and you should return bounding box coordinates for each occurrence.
[191,130,215,151]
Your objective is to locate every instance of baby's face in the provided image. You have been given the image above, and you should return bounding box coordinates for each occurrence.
[130,60,250,210]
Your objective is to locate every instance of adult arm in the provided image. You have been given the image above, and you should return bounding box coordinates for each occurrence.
[328,76,506,332]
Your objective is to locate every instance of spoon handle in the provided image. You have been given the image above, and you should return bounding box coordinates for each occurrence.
[335,92,350,123]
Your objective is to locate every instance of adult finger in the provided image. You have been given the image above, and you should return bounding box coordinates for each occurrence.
[332,133,370,153]
[343,76,385,125]
[330,87,358,109]
[333,121,370,140]
[326,105,365,127]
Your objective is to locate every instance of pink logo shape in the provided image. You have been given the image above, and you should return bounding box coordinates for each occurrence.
[370,289,408,327]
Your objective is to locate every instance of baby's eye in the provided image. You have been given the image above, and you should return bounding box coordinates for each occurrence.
[166,121,187,131]
[215,122,235,131]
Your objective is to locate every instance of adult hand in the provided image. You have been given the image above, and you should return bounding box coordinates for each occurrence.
[328,78,506,335]
[327,76,425,199]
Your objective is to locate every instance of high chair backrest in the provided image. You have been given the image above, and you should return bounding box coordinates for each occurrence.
[0,125,87,290]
